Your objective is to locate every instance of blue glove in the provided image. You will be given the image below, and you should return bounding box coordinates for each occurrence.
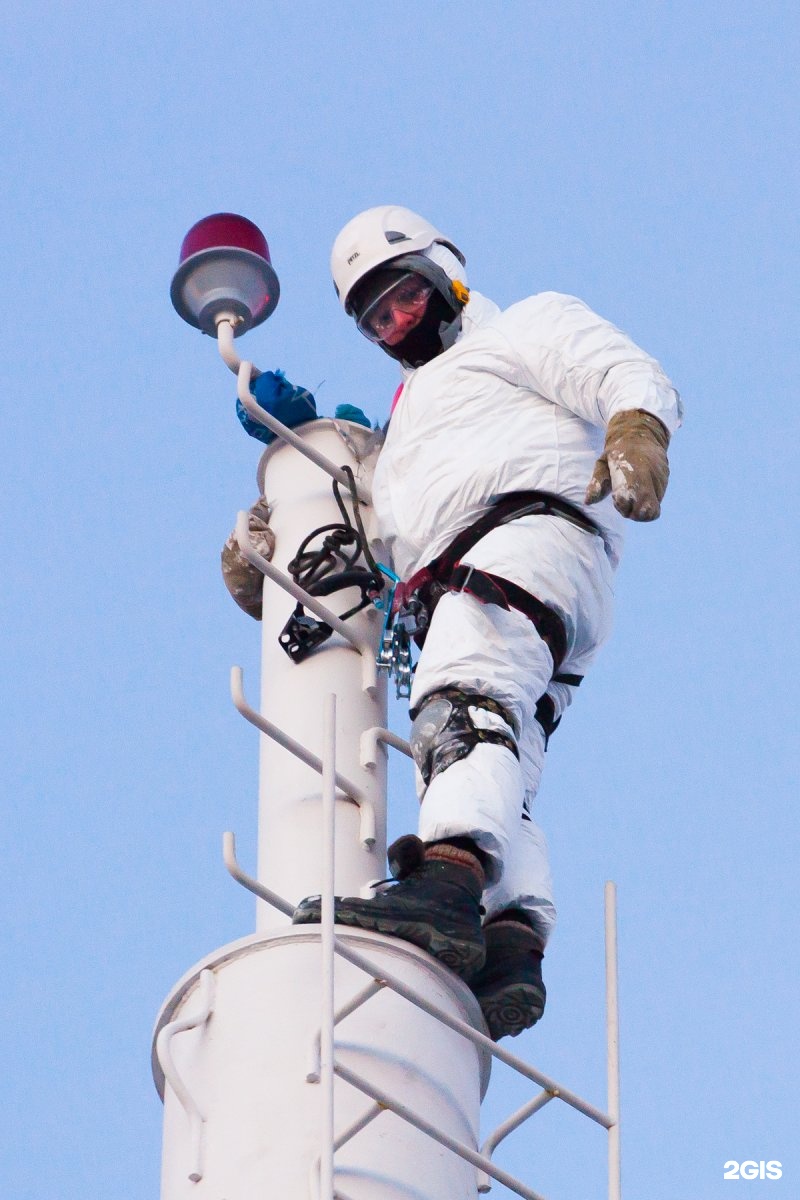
[334,404,371,429]
[236,370,318,445]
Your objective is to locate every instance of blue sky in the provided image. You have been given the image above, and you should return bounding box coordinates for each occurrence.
[2,3,798,1197]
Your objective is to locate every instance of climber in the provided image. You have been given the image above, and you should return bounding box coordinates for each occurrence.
[290,205,682,1040]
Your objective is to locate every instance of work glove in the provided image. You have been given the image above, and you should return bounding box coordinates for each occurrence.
[585,409,670,521]
[237,370,318,445]
[236,371,371,445]
[333,403,371,429]
[221,497,275,619]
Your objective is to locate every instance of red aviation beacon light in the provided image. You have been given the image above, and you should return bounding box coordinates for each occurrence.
[170,213,280,336]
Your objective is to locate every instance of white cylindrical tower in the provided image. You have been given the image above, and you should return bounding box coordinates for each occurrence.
[254,419,387,922]
[154,929,490,1200]
[153,419,490,1200]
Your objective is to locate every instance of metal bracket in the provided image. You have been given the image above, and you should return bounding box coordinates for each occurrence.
[222,831,295,917]
[306,979,386,1083]
[231,667,376,847]
[476,1090,557,1193]
[359,726,412,770]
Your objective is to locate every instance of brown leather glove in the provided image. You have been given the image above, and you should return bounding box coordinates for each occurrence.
[585,409,670,521]
[220,497,275,619]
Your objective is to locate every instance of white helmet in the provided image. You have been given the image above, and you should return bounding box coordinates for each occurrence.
[331,205,465,312]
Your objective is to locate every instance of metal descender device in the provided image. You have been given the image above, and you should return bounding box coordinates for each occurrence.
[375,571,426,700]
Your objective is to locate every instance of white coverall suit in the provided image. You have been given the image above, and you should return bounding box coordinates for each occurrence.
[370,290,682,942]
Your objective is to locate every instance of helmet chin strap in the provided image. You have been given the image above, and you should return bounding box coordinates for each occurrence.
[380,291,463,367]
[438,308,463,351]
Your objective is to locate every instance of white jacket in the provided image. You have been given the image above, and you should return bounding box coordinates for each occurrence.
[371,291,682,578]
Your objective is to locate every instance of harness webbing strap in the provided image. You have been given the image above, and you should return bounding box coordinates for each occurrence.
[534,693,561,749]
[449,564,569,671]
[430,489,600,578]
[393,490,600,673]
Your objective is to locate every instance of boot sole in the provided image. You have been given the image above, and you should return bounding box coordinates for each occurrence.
[476,982,546,1040]
[293,901,485,980]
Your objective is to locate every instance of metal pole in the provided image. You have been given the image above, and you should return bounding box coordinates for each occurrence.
[605,881,621,1200]
[249,417,387,921]
[320,695,337,1200]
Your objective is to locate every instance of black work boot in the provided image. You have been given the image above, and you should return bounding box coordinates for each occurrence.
[292,835,486,980]
[469,911,546,1040]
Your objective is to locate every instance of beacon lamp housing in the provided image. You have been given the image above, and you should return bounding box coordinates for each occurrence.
[170,213,280,337]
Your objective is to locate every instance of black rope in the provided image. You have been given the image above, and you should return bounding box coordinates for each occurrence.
[279,467,385,662]
[338,465,383,579]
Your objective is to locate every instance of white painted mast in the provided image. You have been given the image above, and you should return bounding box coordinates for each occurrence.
[157,213,622,1200]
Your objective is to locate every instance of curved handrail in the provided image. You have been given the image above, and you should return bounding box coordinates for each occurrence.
[155,969,215,1183]
[215,316,257,376]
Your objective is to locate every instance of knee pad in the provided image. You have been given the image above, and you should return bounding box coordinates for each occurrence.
[409,687,519,787]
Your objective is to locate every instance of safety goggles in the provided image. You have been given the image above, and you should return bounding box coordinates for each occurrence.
[354,271,435,343]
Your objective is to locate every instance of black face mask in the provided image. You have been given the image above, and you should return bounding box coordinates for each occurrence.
[380,290,460,367]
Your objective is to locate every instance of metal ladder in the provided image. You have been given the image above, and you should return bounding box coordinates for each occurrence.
[223,690,621,1200]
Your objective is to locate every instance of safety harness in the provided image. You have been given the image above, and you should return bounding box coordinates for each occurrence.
[380,490,601,707]
[280,479,599,749]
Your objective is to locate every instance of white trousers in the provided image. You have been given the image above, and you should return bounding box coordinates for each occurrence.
[408,515,615,943]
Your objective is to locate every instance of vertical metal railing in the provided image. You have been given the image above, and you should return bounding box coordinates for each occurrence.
[320,695,337,1200]
[605,881,621,1200]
